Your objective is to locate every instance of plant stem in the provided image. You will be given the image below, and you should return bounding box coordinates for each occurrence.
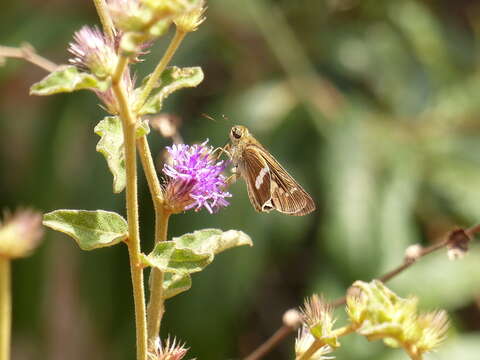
[296,340,325,360]
[135,29,187,111]
[0,257,11,360]
[112,56,147,360]
[0,44,58,72]
[405,344,423,360]
[93,0,115,41]
[146,212,171,345]
[136,128,170,344]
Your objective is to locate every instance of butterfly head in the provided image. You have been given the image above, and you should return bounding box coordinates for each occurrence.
[229,125,249,144]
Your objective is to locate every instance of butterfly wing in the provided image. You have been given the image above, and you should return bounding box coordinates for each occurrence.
[240,148,274,212]
[242,146,315,215]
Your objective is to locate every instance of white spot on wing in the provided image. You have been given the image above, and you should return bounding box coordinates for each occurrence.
[255,167,269,189]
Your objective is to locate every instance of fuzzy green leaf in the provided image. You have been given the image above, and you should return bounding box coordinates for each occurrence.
[94,116,126,193]
[94,116,150,193]
[142,241,212,274]
[174,229,253,255]
[30,65,109,95]
[163,273,192,299]
[139,66,204,115]
[43,210,128,250]
[143,229,253,274]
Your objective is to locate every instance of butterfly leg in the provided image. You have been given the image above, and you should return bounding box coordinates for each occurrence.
[211,143,232,161]
[225,166,239,186]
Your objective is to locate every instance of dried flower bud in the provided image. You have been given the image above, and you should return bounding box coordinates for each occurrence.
[0,209,43,259]
[148,336,189,360]
[68,26,118,79]
[174,2,206,33]
[300,294,338,347]
[446,228,470,260]
[404,244,423,263]
[295,327,334,360]
[283,308,303,329]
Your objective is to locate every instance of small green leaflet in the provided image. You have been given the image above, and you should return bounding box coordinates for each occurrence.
[143,229,252,299]
[95,116,150,193]
[138,66,204,115]
[43,209,128,250]
[30,65,109,95]
[143,229,253,274]
[162,273,192,299]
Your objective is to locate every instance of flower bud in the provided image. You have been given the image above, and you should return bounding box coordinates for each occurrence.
[148,336,189,360]
[0,209,43,259]
[300,294,339,347]
[68,26,118,79]
[446,228,470,260]
[295,327,334,360]
[174,2,206,33]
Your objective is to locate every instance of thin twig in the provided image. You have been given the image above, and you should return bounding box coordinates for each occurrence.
[243,224,480,360]
[0,44,58,72]
[244,325,294,360]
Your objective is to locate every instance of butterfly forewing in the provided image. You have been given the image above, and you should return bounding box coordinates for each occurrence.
[242,145,315,215]
[241,147,273,212]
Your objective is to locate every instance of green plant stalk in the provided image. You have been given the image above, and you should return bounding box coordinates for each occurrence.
[296,340,325,360]
[112,56,147,360]
[146,212,171,344]
[135,29,187,111]
[93,0,115,41]
[136,134,170,342]
[0,257,11,360]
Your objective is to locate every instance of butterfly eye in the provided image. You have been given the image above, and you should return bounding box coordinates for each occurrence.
[232,128,242,139]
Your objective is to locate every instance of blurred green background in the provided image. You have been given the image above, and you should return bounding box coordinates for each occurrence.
[1,0,480,359]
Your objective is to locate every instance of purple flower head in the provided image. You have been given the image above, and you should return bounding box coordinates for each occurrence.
[68,26,117,79]
[163,140,231,214]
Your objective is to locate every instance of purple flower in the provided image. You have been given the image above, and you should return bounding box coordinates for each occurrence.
[163,140,231,214]
[68,26,117,79]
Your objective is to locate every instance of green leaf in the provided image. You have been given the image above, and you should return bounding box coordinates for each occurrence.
[94,116,126,194]
[43,210,128,250]
[30,65,109,95]
[143,229,253,274]
[139,66,204,115]
[174,229,253,255]
[94,116,150,193]
[142,241,212,274]
[163,273,192,299]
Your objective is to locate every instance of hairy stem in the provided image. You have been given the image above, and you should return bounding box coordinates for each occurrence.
[93,0,115,41]
[0,44,58,72]
[135,29,186,111]
[112,56,147,360]
[296,340,325,360]
[136,127,170,344]
[146,212,171,345]
[0,258,11,360]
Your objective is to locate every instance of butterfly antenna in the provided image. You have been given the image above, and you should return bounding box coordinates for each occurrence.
[201,113,217,122]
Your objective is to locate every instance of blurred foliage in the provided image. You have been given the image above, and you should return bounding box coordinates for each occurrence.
[1,0,480,359]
